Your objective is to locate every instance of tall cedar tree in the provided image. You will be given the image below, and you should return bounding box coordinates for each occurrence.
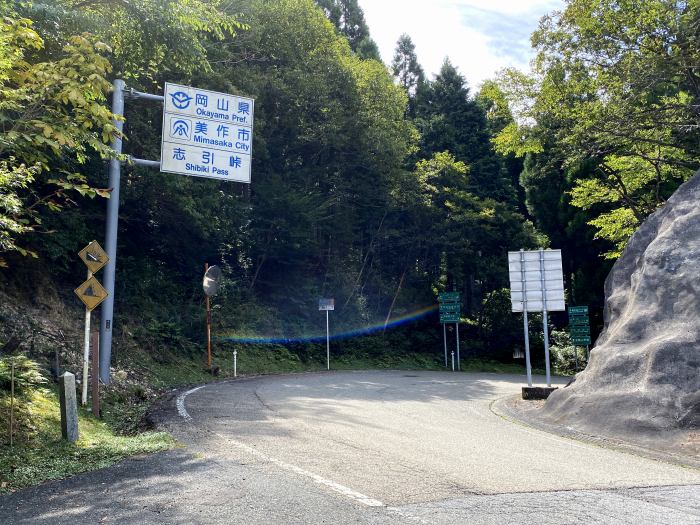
[315,0,381,60]
[391,33,424,113]
[415,60,514,203]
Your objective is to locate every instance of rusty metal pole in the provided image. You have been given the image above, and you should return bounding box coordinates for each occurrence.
[91,331,100,418]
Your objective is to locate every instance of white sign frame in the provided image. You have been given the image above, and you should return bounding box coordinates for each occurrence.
[508,249,565,312]
[161,82,254,183]
[507,248,565,388]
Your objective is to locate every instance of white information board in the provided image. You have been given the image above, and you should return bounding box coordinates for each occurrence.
[508,249,565,312]
[318,298,335,311]
[161,83,254,183]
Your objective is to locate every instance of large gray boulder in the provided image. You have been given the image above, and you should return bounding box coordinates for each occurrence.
[543,171,700,437]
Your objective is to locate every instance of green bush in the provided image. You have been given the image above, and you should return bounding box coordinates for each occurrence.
[549,330,588,376]
[479,289,522,361]
[0,356,47,394]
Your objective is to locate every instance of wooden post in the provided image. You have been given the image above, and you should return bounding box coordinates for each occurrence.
[91,331,100,418]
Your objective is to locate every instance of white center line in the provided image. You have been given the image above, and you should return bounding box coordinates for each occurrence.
[176,383,387,508]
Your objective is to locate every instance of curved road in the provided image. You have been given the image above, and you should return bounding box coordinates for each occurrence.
[3,371,699,524]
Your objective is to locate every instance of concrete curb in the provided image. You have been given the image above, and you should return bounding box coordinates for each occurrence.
[490,394,700,471]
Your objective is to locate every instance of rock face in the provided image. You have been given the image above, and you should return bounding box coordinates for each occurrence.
[543,171,700,436]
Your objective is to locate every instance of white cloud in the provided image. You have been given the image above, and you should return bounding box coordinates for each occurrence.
[358,0,563,89]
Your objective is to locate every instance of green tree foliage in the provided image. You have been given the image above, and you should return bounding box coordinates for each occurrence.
[494,0,700,258]
[315,0,381,60]
[0,13,117,264]
[25,0,244,83]
[477,289,522,360]
[476,80,528,213]
[386,149,542,317]
[391,34,424,101]
[213,0,415,321]
[414,60,515,203]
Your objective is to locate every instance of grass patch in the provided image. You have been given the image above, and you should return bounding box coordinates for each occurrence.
[206,344,538,377]
[0,387,174,494]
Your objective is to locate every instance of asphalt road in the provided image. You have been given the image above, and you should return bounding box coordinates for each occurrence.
[2,370,699,524]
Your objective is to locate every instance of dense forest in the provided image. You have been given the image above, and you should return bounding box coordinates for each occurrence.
[1,0,698,374]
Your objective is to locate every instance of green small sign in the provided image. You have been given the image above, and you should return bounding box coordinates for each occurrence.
[440,313,460,323]
[568,306,589,315]
[439,303,460,313]
[571,336,591,345]
[438,291,460,303]
[570,326,591,336]
[569,316,590,326]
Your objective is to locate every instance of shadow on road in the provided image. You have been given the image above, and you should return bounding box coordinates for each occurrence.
[0,450,213,524]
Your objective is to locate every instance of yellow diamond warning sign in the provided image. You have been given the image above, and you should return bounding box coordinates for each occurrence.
[78,240,109,273]
[75,276,109,311]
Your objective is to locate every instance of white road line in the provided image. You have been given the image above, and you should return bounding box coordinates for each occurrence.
[175,383,386,508]
[176,385,205,421]
[214,433,385,507]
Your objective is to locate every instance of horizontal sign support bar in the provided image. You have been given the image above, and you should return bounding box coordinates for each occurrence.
[511,301,566,312]
[127,157,161,168]
[507,249,562,262]
[125,88,164,102]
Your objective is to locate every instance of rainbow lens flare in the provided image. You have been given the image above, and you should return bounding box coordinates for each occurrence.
[216,304,438,344]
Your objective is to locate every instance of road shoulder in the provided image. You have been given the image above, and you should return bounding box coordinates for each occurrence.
[491,394,700,470]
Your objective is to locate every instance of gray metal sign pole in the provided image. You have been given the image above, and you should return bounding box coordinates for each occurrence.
[520,250,533,386]
[443,323,447,368]
[539,248,552,387]
[99,79,125,384]
[455,322,460,371]
[326,310,330,371]
[99,80,164,384]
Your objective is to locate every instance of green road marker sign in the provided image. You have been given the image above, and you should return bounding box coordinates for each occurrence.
[568,305,591,347]
[440,314,460,323]
[438,290,461,369]
[439,303,460,313]
[569,316,590,326]
[568,306,589,315]
[570,326,591,336]
[438,291,460,303]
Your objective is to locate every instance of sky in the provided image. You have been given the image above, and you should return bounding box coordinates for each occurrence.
[358,0,564,89]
